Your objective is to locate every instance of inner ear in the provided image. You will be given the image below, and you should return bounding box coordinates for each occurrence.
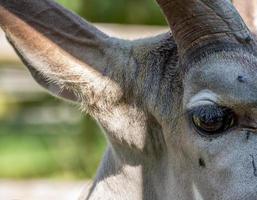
[27,64,81,103]
[27,65,81,103]
[8,38,81,103]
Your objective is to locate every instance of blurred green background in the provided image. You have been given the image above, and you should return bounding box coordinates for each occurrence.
[58,0,166,25]
[0,0,165,180]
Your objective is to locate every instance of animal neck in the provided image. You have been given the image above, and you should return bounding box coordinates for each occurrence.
[84,145,197,200]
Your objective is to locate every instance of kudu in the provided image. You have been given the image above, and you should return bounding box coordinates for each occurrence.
[0,0,257,199]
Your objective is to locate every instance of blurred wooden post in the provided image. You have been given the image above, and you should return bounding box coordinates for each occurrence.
[233,0,257,33]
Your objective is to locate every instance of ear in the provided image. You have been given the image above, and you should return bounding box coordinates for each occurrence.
[0,0,179,120]
[0,0,128,105]
[0,0,180,148]
[8,37,80,102]
[26,61,80,102]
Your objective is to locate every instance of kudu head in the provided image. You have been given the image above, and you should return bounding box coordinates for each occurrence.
[156,0,257,199]
[0,0,257,199]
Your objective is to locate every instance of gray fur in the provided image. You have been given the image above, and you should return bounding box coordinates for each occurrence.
[0,0,257,200]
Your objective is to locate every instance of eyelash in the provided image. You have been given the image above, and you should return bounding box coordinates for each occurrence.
[188,105,228,121]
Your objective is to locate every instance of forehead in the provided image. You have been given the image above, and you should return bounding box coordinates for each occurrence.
[183,52,257,107]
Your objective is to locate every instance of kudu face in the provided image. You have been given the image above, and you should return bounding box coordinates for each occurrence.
[1,0,257,199]
[155,0,257,199]
[175,52,257,199]
[158,1,257,199]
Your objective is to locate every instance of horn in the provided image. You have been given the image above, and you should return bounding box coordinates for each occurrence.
[156,0,254,58]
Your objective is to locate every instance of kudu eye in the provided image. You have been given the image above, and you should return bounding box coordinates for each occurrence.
[191,105,235,136]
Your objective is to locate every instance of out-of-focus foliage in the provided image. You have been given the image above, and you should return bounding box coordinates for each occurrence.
[57,0,166,25]
[57,0,82,13]
[0,115,106,180]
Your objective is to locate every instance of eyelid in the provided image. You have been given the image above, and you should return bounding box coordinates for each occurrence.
[187,103,219,114]
[187,104,233,123]
[186,99,216,111]
[186,89,220,110]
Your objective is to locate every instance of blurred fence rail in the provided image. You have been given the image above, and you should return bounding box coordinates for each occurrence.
[0,180,88,200]
[233,0,257,33]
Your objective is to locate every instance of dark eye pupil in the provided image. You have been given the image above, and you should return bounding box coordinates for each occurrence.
[193,116,224,133]
[191,106,235,136]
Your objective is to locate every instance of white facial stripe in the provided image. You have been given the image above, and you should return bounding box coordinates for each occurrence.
[187,89,220,110]
[192,183,204,200]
